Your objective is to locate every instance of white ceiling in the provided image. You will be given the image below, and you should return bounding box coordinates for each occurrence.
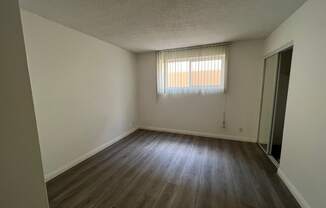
[19,0,305,53]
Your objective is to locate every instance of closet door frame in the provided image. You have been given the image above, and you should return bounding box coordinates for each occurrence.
[257,44,293,167]
[270,46,294,164]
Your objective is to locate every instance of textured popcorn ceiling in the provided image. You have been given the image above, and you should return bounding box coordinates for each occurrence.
[19,0,305,52]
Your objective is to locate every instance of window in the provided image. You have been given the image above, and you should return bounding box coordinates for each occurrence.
[157,45,228,95]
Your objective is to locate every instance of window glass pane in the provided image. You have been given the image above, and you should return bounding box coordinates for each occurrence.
[191,59,221,87]
[167,61,189,88]
[191,59,221,71]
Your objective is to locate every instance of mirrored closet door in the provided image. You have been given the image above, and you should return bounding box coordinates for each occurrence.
[258,54,279,153]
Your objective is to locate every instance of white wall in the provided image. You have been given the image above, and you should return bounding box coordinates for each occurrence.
[264,0,326,207]
[0,1,49,207]
[21,10,138,180]
[137,40,264,142]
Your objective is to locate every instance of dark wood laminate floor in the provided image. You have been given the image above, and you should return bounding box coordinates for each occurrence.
[47,130,300,208]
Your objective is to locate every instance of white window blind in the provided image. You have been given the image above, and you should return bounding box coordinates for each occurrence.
[157,44,228,95]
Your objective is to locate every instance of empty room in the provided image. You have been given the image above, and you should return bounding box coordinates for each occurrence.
[2,0,326,208]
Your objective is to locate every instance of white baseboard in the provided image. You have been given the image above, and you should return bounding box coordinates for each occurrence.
[277,168,311,208]
[139,126,256,143]
[45,127,138,182]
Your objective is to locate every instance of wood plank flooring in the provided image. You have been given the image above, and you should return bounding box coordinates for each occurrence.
[47,130,300,208]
